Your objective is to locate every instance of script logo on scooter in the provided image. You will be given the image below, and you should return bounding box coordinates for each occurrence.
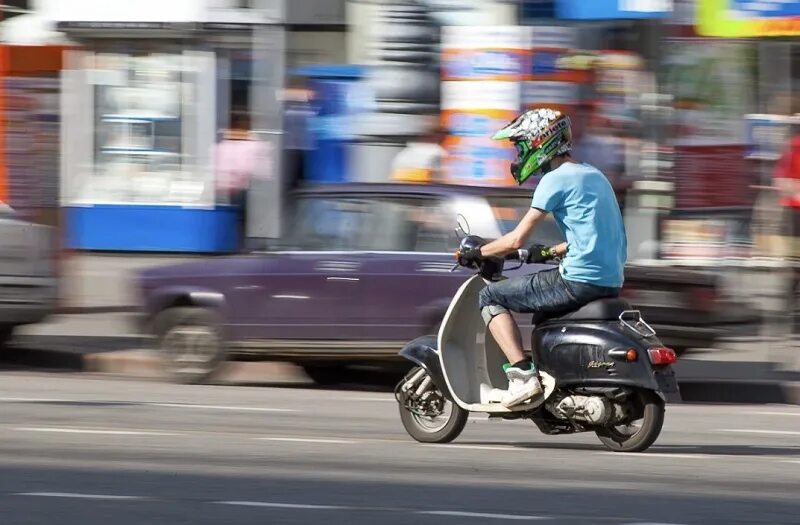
[587,361,615,369]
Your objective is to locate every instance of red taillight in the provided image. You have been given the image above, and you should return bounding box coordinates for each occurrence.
[648,347,677,366]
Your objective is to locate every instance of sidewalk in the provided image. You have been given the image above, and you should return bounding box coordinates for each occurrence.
[57,253,203,311]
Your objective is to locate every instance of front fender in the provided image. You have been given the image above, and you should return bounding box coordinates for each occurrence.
[399,335,452,400]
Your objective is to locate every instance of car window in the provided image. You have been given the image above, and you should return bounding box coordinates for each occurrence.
[487,196,565,246]
[369,197,458,253]
[282,197,375,251]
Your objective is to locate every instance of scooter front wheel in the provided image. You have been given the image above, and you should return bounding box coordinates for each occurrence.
[595,389,665,453]
[397,367,468,443]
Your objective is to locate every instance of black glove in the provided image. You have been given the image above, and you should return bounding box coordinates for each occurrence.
[526,244,554,264]
[457,246,483,267]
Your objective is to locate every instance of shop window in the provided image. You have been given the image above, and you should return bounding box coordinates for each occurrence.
[84,48,207,205]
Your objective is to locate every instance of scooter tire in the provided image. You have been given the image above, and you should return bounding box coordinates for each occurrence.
[398,389,469,444]
[595,390,665,453]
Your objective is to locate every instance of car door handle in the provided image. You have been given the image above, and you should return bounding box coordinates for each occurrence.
[326,276,360,282]
[417,262,455,273]
[316,261,360,272]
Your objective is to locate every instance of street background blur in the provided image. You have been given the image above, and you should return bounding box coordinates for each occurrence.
[1,3,800,524]
[0,0,799,392]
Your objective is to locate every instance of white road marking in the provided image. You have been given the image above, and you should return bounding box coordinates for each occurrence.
[717,429,800,436]
[214,501,345,510]
[422,444,520,452]
[146,402,296,413]
[14,492,145,501]
[418,510,548,520]
[0,396,296,413]
[15,427,181,436]
[625,523,689,525]
[344,397,396,403]
[255,437,357,444]
[0,396,67,403]
[753,412,800,417]
[597,452,717,459]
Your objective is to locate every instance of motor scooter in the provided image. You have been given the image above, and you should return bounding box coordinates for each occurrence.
[395,218,681,452]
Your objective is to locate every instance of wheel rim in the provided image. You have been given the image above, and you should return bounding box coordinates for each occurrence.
[607,417,645,441]
[604,391,648,443]
[411,396,454,433]
[162,325,220,376]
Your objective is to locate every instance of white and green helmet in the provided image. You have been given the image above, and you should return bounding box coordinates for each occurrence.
[491,108,572,184]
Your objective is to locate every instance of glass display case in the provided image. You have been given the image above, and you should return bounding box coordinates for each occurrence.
[74,49,209,206]
[62,44,236,252]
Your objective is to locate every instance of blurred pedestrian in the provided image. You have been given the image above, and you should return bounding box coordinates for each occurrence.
[281,79,316,192]
[774,120,800,330]
[571,103,626,205]
[215,111,271,251]
[391,124,447,184]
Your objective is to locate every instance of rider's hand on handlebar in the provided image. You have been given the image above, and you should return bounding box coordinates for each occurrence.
[456,246,483,267]
[526,244,554,264]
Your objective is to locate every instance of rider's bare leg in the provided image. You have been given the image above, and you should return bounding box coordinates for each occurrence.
[486,312,525,364]
[486,311,542,407]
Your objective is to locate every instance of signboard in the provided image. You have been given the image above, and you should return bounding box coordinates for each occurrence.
[698,0,800,37]
[441,26,526,186]
[556,0,673,19]
[523,26,586,117]
[3,77,60,221]
[743,114,800,161]
[664,38,756,209]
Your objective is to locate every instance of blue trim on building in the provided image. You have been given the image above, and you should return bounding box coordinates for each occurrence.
[556,0,672,19]
[65,205,240,253]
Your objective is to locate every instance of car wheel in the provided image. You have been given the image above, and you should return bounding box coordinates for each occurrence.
[671,346,689,357]
[154,307,227,384]
[301,364,348,385]
[0,325,14,349]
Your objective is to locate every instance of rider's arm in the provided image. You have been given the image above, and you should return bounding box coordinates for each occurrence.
[479,208,547,258]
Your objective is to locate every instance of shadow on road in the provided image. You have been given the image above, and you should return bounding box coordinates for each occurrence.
[456,440,800,458]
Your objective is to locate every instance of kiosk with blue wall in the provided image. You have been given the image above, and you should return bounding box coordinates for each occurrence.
[292,65,366,184]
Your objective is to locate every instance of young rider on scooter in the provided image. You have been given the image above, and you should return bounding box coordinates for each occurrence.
[457,108,627,408]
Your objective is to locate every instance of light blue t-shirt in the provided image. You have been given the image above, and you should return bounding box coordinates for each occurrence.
[531,162,627,288]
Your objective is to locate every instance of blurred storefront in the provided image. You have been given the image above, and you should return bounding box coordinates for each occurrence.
[50,0,345,252]
[655,0,800,263]
[0,44,65,229]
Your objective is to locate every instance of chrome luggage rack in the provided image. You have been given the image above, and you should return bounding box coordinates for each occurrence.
[619,310,657,337]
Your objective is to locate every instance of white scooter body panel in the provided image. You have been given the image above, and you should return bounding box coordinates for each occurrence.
[437,275,556,413]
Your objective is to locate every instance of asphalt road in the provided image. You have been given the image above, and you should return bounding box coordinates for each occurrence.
[0,371,798,525]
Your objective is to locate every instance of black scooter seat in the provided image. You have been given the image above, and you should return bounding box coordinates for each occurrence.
[537,298,632,324]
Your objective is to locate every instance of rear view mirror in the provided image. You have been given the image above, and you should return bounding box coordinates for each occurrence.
[455,214,470,239]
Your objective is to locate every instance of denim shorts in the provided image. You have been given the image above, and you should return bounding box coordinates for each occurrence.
[478,267,620,324]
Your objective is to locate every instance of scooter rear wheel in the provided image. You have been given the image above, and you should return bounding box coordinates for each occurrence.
[397,368,468,444]
[595,389,665,453]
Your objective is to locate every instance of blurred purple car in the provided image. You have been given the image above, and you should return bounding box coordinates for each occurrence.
[136,183,739,384]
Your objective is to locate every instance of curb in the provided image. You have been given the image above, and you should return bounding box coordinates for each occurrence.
[677,379,800,405]
[55,306,138,315]
[83,349,308,384]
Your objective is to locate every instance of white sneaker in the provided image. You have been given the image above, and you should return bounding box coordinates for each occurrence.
[501,366,543,408]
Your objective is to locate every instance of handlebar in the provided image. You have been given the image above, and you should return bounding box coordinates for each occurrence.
[504,249,529,262]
